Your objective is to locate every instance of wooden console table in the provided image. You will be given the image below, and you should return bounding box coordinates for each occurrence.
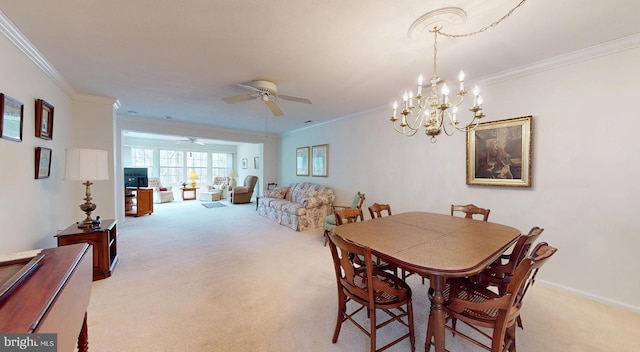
[56,219,118,281]
[0,244,93,352]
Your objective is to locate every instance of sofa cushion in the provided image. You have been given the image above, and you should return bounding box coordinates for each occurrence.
[264,186,289,199]
[159,187,167,191]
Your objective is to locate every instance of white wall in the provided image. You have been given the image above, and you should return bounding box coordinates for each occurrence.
[280,47,640,312]
[0,34,116,252]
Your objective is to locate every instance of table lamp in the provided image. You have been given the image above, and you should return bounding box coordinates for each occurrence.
[229,169,238,188]
[189,171,199,188]
[64,148,109,229]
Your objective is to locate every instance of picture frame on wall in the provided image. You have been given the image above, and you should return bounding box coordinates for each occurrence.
[35,147,52,179]
[311,144,329,177]
[466,116,532,187]
[242,158,248,169]
[254,157,259,169]
[0,93,24,142]
[35,98,54,140]
[296,146,309,176]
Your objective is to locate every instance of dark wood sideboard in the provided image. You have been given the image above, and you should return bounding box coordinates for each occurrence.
[0,243,93,352]
[56,219,118,281]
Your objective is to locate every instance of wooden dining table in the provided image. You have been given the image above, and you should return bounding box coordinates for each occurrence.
[335,211,521,352]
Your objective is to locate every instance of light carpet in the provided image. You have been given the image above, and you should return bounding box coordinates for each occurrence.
[86,200,640,351]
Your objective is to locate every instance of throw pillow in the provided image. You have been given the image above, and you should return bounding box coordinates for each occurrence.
[159,187,167,191]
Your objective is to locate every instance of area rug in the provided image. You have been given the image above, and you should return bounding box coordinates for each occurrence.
[202,202,226,208]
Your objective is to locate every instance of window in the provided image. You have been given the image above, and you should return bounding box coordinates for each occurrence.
[130,148,153,176]
[187,151,208,184]
[159,150,184,184]
[211,152,229,178]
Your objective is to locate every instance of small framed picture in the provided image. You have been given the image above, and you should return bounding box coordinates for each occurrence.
[242,158,248,169]
[296,146,309,176]
[0,93,24,142]
[311,144,329,177]
[466,116,532,187]
[35,99,54,140]
[35,147,52,179]
[254,157,259,169]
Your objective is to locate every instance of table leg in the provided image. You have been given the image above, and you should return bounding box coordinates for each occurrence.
[77,311,89,352]
[427,275,446,352]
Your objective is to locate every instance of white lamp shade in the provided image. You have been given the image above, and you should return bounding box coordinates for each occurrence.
[64,148,109,181]
[229,169,238,178]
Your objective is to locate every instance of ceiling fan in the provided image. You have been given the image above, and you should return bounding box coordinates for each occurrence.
[175,137,205,145]
[222,80,312,117]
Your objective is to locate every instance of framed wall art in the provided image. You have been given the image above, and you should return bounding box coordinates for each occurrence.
[35,98,54,140]
[242,158,248,169]
[296,146,309,176]
[0,93,24,142]
[466,116,532,187]
[35,147,52,179]
[311,144,329,177]
[254,157,259,169]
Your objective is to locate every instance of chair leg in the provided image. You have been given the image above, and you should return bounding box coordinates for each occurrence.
[323,230,329,247]
[408,299,416,352]
[369,306,377,352]
[332,292,347,343]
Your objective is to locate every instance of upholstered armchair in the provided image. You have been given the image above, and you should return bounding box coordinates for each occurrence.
[148,177,174,203]
[206,176,229,198]
[230,175,258,204]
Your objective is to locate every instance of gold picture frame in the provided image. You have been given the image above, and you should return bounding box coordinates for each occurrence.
[35,99,54,140]
[35,147,52,179]
[311,144,329,177]
[296,147,309,176]
[466,116,532,187]
[0,93,24,142]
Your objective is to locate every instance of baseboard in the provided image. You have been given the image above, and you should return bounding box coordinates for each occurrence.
[539,280,640,315]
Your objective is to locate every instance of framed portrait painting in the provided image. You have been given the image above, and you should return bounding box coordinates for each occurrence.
[296,146,309,176]
[241,158,248,169]
[466,116,532,187]
[311,144,329,177]
[35,99,54,140]
[0,93,24,142]
[35,147,52,179]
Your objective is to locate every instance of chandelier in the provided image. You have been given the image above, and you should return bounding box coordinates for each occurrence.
[390,1,527,143]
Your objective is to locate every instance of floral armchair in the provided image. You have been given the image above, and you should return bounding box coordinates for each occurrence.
[206,176,229,198]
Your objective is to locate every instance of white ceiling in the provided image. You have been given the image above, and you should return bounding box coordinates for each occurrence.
[2,0,640,136]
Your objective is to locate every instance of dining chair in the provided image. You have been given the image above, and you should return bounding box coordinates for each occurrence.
[451,204,491,221]
[425,242,557,352]
[323,192,365,246]
[327,232,415,352]
[474,226,545,295]
[368,203,392,219]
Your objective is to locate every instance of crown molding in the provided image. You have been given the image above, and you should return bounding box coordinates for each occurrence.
[0,9,76,97]
[477,33,640,86]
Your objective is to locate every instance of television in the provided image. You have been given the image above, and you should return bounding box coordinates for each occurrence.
[124,167,148,188]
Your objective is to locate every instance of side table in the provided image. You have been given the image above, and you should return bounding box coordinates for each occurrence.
[181,187,197,200]
[55,219,118,281]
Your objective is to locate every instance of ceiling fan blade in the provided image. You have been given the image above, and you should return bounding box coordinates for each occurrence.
[235,83,263,93]
[278,94,312,104]
[222,94,257,104]
[265,100,284,117]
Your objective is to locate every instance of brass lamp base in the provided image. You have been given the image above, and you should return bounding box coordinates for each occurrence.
[77,180,98,229]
